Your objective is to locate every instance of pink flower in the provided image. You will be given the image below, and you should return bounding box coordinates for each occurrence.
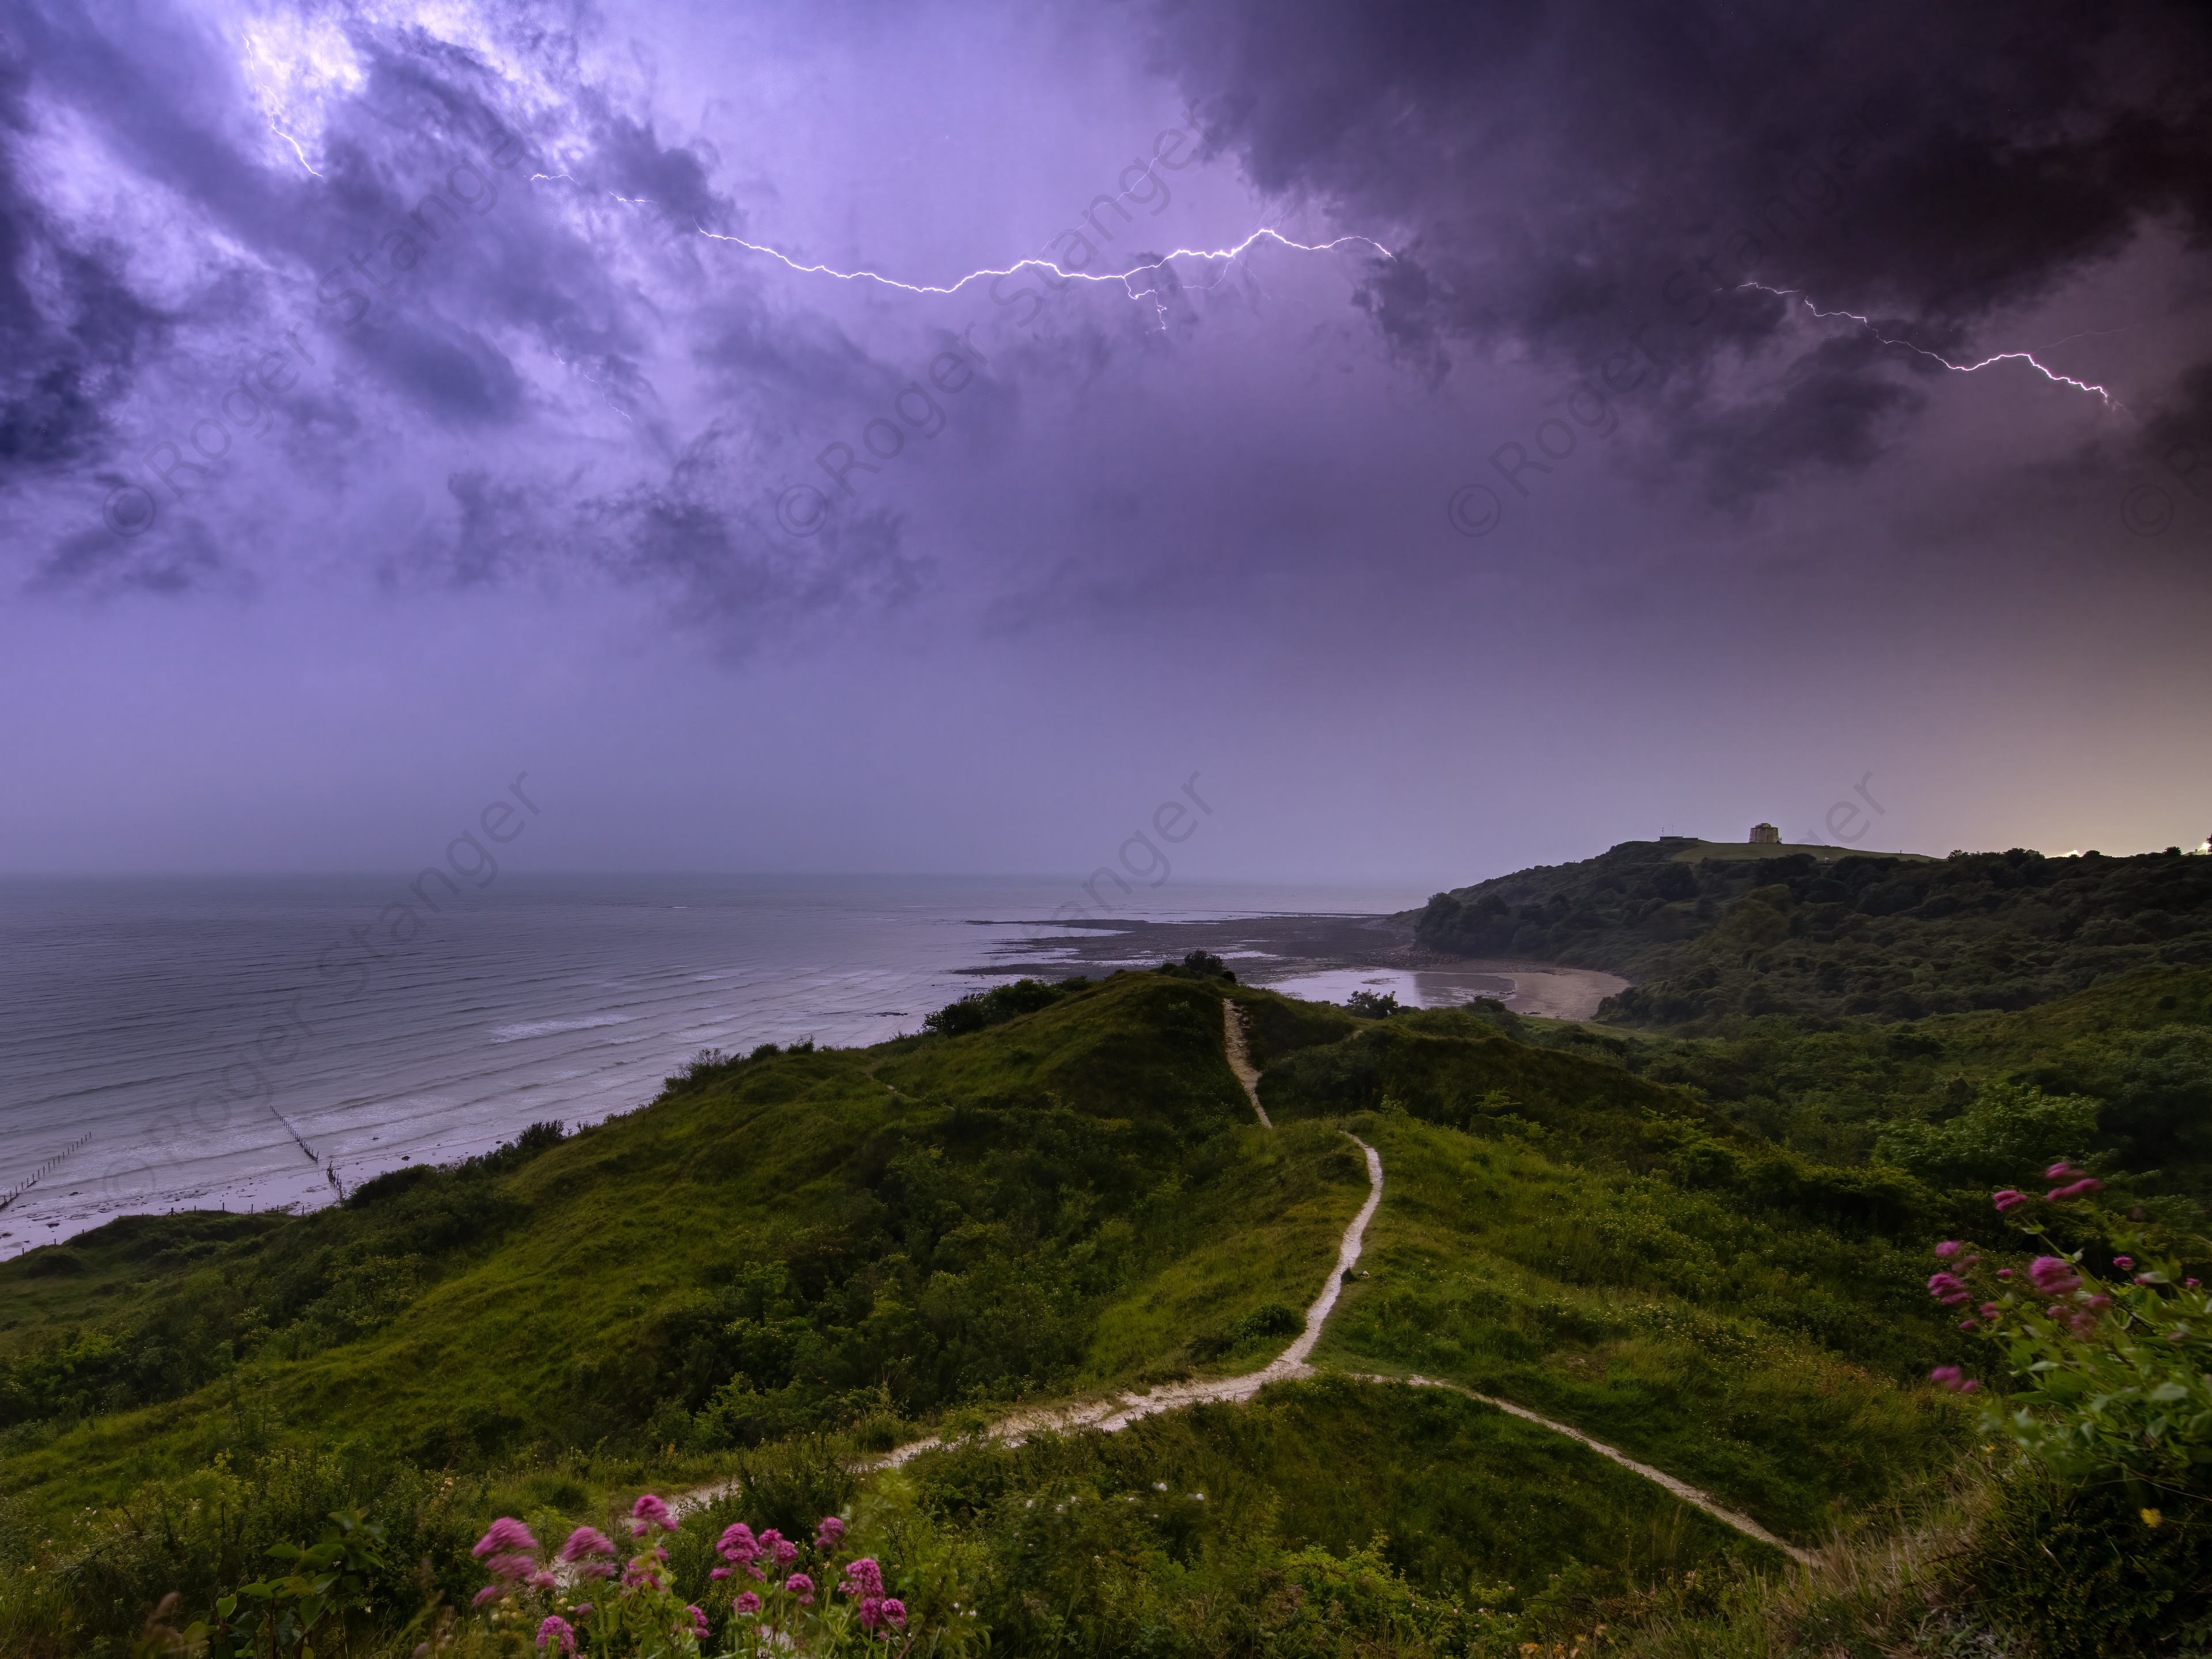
[488,1553,537,1582]
[1980,1303,2001,1317]
[472,1585,505,1608]
[844,1558,886,1599]
[535,1616,575,1655]
[815,1516,846,1549]
[1930,1365,1979,1393]
[474,1518,539,1559]
[1992,1190,2031,1212]
[2046,1161,2076,1181]
[1997,1268,2012,1278]
[1934,1241,1964,1258]
[577,1563,615,1581]
[632,1494,675,1532]
[786,1572,816,1605]
[2188,1279,2202,1289]
[1927,1271,1967,1298]
[735,1591,762,1615]
[2113,1256,2134,1270]
[2047,1177,2103,1202]
[560,1527,616,1563]
[527,1570,558,1590]
[1959,1319,1978,1331]
[882,1598,908,1629]
[2029,1256,2081,1296]
[718,1523,759,1563]
[688,1605,711,1639]
[573,1604,593,1619]
[711,1567,731,1581]
[772,1538,798,1567]
[857,1597,884,1631]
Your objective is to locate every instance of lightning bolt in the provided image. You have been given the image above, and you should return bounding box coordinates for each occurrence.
[271,118,323,178]
[1740,284,2124,411]
[691,225,1393,308]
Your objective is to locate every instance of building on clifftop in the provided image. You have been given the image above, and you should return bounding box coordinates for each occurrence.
[1749,823,1780,844]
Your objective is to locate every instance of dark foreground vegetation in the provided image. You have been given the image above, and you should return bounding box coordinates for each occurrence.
[1,882,2206,1656]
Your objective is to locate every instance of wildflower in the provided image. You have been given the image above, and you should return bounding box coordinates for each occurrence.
[2113,1256,2134,1270]
[535,1616,575,1655]
[1980,1303,2001,1317]
[573,1604,593,1618]
[631,1493,675,1533]
[857,1597,884,1630]
[882,1598,908,1628]
[2142,1508,2164,1528]
[786,1572,816,1605]
[815,1516,846,1549]
[1934,1241,1963,1258]
[560,1528,615,1563]
[2028,1256,2081,1295]
[474,1518,540,1559]
[1929,1366,1979,1394]
[1996,1268,2012,1278]
[1959,1319,1977,1331]
[719,1522,760,1563]
[2046,1161,2076,1181]
[527,1570,558,1590]
[687,1605,711,1639]
[487,1554,537,1582]
[710,1567,732,1581]
[1992,1190,2030,1211]
[844,1558,887,1599]
[735,1591,762,1615]
[1927,1271,1966,1297]
[472,1585,504,1608]
[2047,1177,2103,1202]
[2187,1279,2202,1289]
[772,1536,798,1567]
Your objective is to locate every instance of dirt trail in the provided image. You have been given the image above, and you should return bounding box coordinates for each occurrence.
[1223,1002,1271,1126]
[1361,1374,1817,1565]
[688,1001,1815,1565]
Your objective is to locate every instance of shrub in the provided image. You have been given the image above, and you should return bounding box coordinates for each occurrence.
[1919,1168,2210,1494]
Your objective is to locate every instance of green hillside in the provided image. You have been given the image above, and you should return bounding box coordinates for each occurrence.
[1414,840,2212,1025]
[2,955,2204,1657]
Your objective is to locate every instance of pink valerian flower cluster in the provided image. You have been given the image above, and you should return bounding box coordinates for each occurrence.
[840,1556,907,1634]
[713,1521,764,1582]
[561,1527,618,1580]
[631,1493,677,1537]
[471,1518,547,1602]
[535,1615,575,1654]
[1930,1365,1980,1394]
[786,1571,817,1605]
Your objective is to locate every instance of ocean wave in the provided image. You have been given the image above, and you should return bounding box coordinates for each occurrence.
[488,1013,641,1043]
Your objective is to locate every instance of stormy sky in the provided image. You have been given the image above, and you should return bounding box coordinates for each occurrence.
[3,0,2209,884]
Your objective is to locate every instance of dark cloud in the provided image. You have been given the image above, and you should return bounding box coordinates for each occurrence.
[0,0,934,647]
[1145,0,2212,499]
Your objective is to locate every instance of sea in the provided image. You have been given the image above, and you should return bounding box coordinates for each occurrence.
[0,874,1426,1252]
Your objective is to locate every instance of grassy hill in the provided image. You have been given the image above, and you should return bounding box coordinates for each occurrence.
[0,965,2016,1656]
[4,946,2206,1656]
[1413,840,2212,1026]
